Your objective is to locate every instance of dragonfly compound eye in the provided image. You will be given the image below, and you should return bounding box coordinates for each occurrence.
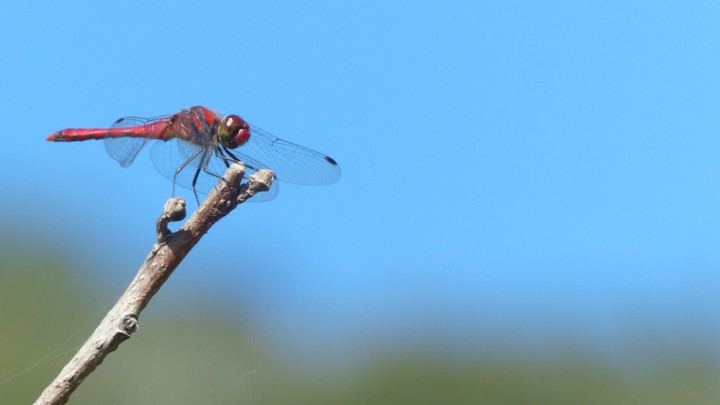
[218,114,250,149]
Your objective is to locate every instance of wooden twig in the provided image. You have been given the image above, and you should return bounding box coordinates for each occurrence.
[34,163,274,405]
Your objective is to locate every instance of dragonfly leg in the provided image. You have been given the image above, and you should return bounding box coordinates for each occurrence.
[199,148,226,181]
[173,148,204,198]
[222,147,263,173]
[189,150,217,204]
[193,148,231,197]
[214,147,231,169]
[191,166,202,205]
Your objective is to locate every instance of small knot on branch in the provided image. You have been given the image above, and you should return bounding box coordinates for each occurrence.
[120,315,138,337]
[156,197,186,242]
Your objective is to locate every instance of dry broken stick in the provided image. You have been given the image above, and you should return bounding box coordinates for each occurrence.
[34,163,274,405]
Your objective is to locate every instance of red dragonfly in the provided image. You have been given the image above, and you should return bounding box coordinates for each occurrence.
[47,106,340,202]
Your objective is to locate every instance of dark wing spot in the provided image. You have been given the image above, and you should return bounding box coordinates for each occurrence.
[324,156,338,166]
[114,118,124,125]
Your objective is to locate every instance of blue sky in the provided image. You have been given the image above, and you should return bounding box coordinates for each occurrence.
[2,0,720,363]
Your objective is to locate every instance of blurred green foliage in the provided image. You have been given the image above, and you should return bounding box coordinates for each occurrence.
[1,253,719,404]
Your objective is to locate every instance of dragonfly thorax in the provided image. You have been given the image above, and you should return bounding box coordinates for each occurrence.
[217,114,251,149]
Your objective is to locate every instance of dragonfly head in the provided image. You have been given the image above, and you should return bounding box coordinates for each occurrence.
[217,114,250,149]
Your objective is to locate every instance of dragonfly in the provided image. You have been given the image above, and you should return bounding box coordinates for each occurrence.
[46,106,341,203]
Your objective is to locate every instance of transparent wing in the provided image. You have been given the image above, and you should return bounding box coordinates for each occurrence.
[227,125,341,185]
[150,139,279,202]
[103,116,168,167]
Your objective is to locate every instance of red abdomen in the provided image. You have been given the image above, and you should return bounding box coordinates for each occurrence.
[47,121,169,142]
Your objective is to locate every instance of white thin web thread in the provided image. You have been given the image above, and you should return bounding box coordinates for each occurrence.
[0,296,118,385]
[0,305,261,387]
[151,322,261,396]
[208,369,258,396]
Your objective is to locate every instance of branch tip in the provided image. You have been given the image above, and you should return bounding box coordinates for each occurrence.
[163,197,186,220]
[249,169,275,192]
[156,197,186,242]
[228,162,246,177]
[236,169,275,203]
